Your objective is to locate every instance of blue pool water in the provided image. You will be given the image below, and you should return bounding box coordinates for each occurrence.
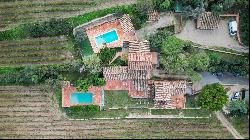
[70,92,93,104]
[95,29,118,45]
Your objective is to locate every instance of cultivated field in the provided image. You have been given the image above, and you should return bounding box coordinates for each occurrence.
[0,36,74,67]
[0,0,136,30]
[0,86,234,139]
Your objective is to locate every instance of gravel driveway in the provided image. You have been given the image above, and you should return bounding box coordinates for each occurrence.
[136,12,175,40]
[175,19,248,53]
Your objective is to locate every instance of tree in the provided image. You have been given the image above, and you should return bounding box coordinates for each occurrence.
[82,54,101,74]
[182,0,206,19]
[160,0,171,10]
[197,83,228,111]
[229,100,248,117]
[136,0,154,16]
[74,29,87,45]
[189,51,210,71]
[211,3,223,16]
[223,0,236,11]
[160,36,209,82]
[98,47,116,66]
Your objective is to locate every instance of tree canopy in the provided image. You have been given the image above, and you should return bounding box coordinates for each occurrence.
[98,47,116,66]
[197,83,228,111]
[160,36,209,82]
[82,54,101,75]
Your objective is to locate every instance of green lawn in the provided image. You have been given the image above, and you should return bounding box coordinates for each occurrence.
[182,109,212,117]
[81,38,93,57]
[226,115,249,139]
[104,90,154,108]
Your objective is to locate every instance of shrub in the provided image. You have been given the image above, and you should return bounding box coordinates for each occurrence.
[229,100,248,117]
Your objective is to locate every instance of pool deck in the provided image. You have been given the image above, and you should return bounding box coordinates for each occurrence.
[86,20,125,53]
[62,83,103,107]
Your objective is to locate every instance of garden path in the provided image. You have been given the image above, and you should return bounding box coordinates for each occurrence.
[215,111,244,139]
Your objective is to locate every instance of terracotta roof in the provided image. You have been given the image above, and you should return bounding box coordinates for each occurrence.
[128,40,150,53]
[154,80,186,108]
[148,10,160,22]
[197,12,219,30]
[120,14,136,34]
[103,66,128,81]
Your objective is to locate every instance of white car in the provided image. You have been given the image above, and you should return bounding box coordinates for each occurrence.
[231,92,240,101]
[228,21,237,36]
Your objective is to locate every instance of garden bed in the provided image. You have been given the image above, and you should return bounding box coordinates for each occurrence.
[151,109,180,115]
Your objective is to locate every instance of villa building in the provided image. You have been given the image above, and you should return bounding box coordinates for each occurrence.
[64,13,187,109]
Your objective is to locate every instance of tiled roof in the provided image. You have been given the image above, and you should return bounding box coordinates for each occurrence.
[103,66,128,81]
[154,80,186,108]
[197,12,219,30]
[128,40,150,53]
[148,10,160,22]
[120,14,135,33]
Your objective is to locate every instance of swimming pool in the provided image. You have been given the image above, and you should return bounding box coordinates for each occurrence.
[70,92,93,104]
[95,29,118,45]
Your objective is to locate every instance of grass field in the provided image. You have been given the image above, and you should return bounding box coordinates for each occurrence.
[0,86,233,139]
[0,0,136,31]
[104,90,154,108]
[0,36,74,67]
[225,115,249,139]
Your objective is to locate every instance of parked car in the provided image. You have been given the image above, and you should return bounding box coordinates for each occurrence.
[216,72,223,77]
[233,73,240,77]
[231,92,241,101]
[228,21,237,36]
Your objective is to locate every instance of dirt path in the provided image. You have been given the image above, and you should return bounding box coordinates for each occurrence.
[215,111,244,139]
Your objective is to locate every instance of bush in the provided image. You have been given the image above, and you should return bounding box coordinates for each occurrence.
[229,100,248,117]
